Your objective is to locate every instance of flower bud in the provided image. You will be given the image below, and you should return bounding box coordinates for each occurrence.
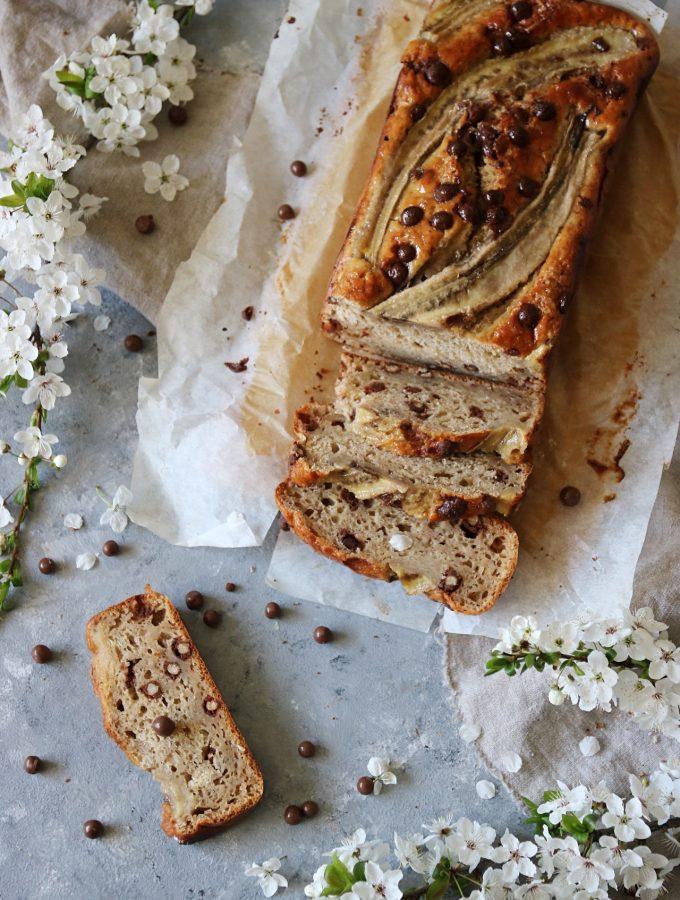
[0,441,9,453]
[53,454,67,469]
[548,686,565,706]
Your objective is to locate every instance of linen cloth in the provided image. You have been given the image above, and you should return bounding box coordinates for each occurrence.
[0,0,259,323]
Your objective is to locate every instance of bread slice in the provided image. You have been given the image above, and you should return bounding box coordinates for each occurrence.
[276,477,518,614]
[321,0,659,384]
[290,404,530,517]
[86,587,263,843]
[335,353,543,464]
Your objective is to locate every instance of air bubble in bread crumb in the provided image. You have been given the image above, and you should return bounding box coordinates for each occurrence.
[389,533,413,552]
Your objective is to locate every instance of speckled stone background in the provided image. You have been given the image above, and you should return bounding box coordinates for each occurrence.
[1,3,526,897]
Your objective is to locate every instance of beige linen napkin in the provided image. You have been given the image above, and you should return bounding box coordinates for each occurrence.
[0,0,258,323]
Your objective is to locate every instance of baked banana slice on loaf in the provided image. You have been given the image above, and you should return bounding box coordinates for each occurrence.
[86,587,263,842]
[289,404,531,518]
[322,0,659,384]
[276,477,518,613]
[335,353,544,463]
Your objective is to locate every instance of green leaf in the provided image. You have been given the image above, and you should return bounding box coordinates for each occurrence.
[83,65,100,101]
[0,194,24,208]
[0,373,15,395]
[10,559,21,587]
[0,579,9,611]
[24,173,55,201]
[321,855,355,896]
[426,876,449,899]
[351,862,365,882]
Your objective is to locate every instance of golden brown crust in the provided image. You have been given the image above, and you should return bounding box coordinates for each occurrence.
[86,587,264,843]
[275,482,518,614]
[324,0,659,365]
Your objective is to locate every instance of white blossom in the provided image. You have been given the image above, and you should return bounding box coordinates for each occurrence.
[327,828,389,868]
[0,499,13,528]
[367,757,397,795]
[349,861,402,900]
[621,846,668,893]
[538,621,580,655]
[447,818,496,871]
[496,615,539,653]
[142,154,189,201]
[132,0,180,56]
[493,830,537,882]
[602,795,652,843]
[537,781,591,825]
[244,858,288,898]
[22,372,71,410]
[14,426,58,460]
[98,484,132,533]
[76,551,97,571]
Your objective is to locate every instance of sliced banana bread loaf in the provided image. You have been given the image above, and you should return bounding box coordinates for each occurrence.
[290,404,530,517]
[86,587,263,843]
[276,477,518,613]
[335,353,543,464]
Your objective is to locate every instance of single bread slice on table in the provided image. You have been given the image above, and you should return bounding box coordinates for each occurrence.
[86,586,263,843]
[276,477,518,614]
[289,403,531,518]
[335,353,543,464]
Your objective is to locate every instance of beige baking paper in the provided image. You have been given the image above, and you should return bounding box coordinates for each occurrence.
[129,0,678,634]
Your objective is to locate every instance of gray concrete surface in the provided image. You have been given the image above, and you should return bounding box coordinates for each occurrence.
[1,4,526,897]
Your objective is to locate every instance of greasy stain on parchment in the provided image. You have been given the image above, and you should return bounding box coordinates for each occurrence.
[515,64,680,554]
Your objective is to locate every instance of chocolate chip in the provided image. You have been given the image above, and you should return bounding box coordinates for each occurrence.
[478,495,498,515]
[225,582,237,592]
[433,182,460,202]
[517,176,540,198]
[483,189,505,207]
[339,531,362,552]
[225,358,248,373]
[84,820,104,839]
[340,488,359,511]
[557,292,571,314]
[456,201,479,225]
[24,755,41,774]
[135,214,155,235]
[32,644,52,664]
[485,205,511,235]
[102,540,119,557]
[475,122,498,155]
[313,626,332,644]
[203,697,220,716]
[424,59,451,86]
[431,211,454,232]
[506,28,531,50]
[411,103,426,122]
[447,137,466,158]
[284,804,302,825]
[560,485,581,507]
[509,0,532,20]
[302,800,318,818]
[290,160,307,177]
[460,518,483,538]
[241,305,254,321]
[385,261,409,287]
[508,124,529,147]
[265,601,281,619]
[400,205,424,227]
[364,381,386,394]
[171,637,192,660]
[396,243,416,263]
[357,776,374,795]
[152,715,175,737]
[438,567,462,593]
[533,100,556,121]
[38,557,56,574]
[164,661,181,678]
[298,740,316,758]
[185,590,204,610]
[278,203,296,220]
[168,104,188,125]
[606,81,627,99]
[592,36,610,52]
[142,680,162,699]
[124,334,143,353]
[517,302,541,329]
[203,609,220,628]
[490,32,513,55]
[436,497,468,521]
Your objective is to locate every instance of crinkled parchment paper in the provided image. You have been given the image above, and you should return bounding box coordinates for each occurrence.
[130,0,678,634]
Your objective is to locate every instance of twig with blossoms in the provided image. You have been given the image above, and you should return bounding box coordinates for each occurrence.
[0,104,105,610]
[485,607,680,742]
[48,0,214,158]
[290,764,680,898]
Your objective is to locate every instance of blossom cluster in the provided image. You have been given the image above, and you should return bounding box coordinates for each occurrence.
[0,104,105,607]
[245,763,680,898]
[48,0,213,156]
[487,607,680,741]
